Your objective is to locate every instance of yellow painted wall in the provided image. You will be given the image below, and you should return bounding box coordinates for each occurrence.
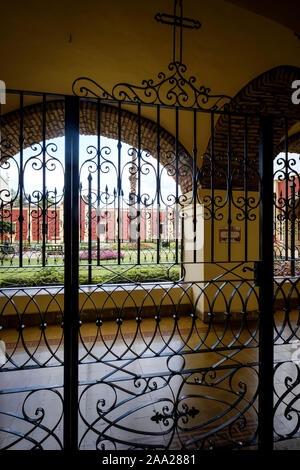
[184,189,260,319]
[1,0,299,96]
[1,0,300,158]
[0,284,192,320]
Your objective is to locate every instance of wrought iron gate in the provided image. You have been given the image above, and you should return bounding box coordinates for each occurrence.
[0,71,300,451]
[68,77,271,451]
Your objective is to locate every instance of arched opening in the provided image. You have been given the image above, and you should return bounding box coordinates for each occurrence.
[0,100,193,192]
[0,100,193,286]
[201,66,300,190]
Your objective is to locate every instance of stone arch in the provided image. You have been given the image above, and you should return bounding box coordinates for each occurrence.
[0,99,193,194]
[203,65,300,190]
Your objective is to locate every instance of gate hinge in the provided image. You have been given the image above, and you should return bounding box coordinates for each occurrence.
[243,261,263,286]
[253,261,263,287]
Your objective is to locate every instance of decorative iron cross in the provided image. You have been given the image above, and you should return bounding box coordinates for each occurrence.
[155,0,201,64]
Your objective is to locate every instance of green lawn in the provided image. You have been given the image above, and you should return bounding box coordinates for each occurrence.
[0,247,181,287]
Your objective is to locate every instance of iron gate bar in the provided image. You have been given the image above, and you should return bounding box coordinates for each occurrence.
[290,181,296,276]
[227,113,232,263]
[64,95,80,451]
[244,115,248,262]
[285,118,289,263]
[258,116,274,450]
[88,172,92,284]
[97,98,101,266]
[42,94,46,267]
[4,82,281,120]
[9,87,287,117]
[192,109,197,263]
[18,92,24,268]
[175,107,179,265]
[210,112,215,263]
[117,102,122,264]
[156,105,161,264]
[77,95,269,116]
[137,103,141,265]
[6,89,65,98]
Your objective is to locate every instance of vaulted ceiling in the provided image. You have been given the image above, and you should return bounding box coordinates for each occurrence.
[1,0,299,103]
[226,0,300,36]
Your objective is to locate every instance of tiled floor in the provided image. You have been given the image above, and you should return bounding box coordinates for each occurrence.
[0,315,299,450]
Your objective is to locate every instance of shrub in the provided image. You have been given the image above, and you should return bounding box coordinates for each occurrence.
[274,260,300,277]
[79,250,125,260]
[120,242,156,250]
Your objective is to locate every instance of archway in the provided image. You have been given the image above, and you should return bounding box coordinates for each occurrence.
[202,65,300,190]
[0,100,193,194]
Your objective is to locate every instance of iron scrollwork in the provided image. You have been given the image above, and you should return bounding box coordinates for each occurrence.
[72,61,232,111]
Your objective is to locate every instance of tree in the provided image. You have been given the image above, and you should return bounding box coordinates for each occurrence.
[0,219,14,235]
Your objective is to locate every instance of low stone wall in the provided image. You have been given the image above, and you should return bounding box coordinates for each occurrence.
[0,283,193,328]
[1,278,298,328]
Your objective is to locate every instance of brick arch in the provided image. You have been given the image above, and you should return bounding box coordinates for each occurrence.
[0,100,193,194]
[203,65,300,190]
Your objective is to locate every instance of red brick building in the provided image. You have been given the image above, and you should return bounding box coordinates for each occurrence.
[1,200,176,244]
